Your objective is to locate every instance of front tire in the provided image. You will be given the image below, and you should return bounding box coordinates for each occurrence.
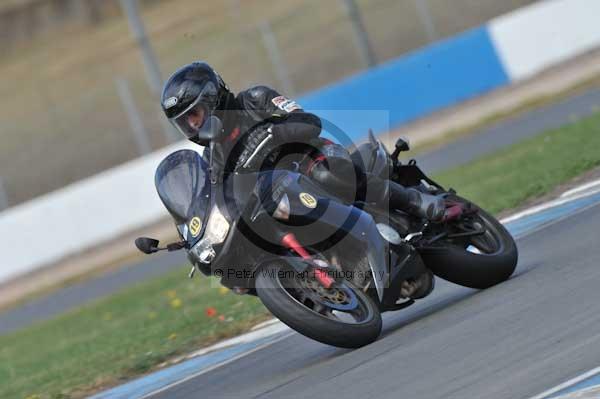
[255,263,382,348]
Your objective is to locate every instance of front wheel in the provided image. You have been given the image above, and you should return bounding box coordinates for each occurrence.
[255,262,382,348]
[419,197,518,289]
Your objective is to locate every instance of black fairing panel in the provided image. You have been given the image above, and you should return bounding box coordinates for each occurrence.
[216,168,420,302]
[382,245,427,307]
[155,150,211,230]
[265,171,390,299]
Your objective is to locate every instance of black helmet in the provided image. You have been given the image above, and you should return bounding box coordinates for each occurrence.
[161,62,229,144]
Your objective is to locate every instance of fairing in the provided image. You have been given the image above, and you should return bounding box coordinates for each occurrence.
[255,170,391,300]
[155,150,211,239]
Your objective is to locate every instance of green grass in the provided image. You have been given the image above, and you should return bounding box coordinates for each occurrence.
[0,268,271,399]
[433,113,600,213]
[3,112,600,398]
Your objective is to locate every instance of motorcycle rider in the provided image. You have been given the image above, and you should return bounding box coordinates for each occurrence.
[160,61,453,222]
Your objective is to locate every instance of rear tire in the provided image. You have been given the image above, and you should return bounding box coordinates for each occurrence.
[255,263,382,348]
[420,199,518,289]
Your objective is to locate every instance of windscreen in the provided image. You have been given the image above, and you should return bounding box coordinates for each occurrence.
[155,149,211,226]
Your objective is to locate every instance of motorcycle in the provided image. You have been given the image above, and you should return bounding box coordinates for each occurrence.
[135,117,518,348]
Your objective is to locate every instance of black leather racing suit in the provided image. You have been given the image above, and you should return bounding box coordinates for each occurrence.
[206,85,439,218]
[208,85,320,173]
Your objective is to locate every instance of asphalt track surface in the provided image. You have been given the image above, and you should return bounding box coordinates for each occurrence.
[1,87,599,335]
[151,201,600,399]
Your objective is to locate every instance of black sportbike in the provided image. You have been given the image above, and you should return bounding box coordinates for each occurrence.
[136,117,518,348]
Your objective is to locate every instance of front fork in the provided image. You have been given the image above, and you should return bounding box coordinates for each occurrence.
[280,232,335,289]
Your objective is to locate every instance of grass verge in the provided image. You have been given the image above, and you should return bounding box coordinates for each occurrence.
[0,270,271,399]
[433,111,600,213]
[2,111,600,398]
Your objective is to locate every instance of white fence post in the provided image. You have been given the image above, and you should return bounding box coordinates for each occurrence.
[414,0,438,42]
[341,0,377,68]
[119,0,178,143]
[0,177,8,211]
[115,77,152,156]
[259,20,295,96]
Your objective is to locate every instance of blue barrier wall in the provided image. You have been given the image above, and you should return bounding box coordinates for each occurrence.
[298,26,509,141]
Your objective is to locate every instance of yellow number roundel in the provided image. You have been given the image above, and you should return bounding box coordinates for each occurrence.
[299,192,317,209]
[189,217,203,237]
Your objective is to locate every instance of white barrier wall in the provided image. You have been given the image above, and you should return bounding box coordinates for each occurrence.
[489,0,600,81]
[0,141,198,283]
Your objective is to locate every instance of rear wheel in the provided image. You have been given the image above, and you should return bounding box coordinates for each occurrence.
[255,262,382,348]
[420,196,518,289]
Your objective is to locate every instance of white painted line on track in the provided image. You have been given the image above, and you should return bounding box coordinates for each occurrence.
[165,318,288,365]
[142,331,295,399]
[560,178,600,198]
[527,366,600,399]
[501,185,600,224]
[553,385,600,399]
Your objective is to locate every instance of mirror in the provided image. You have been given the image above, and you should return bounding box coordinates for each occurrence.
[197,116,225,144]
[135,237,160,254]
[395,136,410,152]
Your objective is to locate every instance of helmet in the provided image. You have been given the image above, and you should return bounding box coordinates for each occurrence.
[161,62,229,144]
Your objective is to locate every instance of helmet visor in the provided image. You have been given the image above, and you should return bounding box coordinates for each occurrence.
[169,96,210,139]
